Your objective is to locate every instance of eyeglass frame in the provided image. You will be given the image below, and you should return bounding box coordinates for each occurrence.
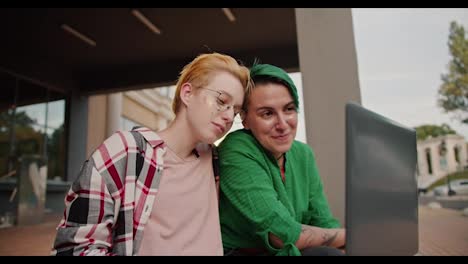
[198,87,243,118]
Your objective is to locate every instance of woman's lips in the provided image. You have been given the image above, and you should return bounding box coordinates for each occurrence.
[272,134,289,141]
[212,122,225,134]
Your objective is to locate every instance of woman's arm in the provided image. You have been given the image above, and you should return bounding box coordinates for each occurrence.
[52,133,129,256]
[52,159,116,255]
[269,226,345,250]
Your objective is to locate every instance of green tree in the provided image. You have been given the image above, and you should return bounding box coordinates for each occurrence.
[438,21,468,124]
[415,124,456,140]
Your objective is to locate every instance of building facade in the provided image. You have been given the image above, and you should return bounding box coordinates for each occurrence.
[86,87,175,157]
[0,86,174,226]
[417,134,468,190]
[0,9,361,225]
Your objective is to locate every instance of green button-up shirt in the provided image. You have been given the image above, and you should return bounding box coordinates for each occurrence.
[219,129,340,256]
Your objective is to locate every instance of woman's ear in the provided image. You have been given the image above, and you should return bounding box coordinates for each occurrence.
[180,83,193,108]
[241,112,250,129]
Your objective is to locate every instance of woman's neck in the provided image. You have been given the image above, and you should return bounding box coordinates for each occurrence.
[276,153,285,168]
[158,117,198,160]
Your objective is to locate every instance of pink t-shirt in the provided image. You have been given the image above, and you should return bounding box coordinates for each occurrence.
[138,144,223,256]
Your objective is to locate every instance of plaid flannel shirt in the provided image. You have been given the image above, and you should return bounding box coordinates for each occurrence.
[52,127,166,256]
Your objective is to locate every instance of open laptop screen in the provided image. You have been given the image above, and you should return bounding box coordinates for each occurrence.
[345,102,418,256]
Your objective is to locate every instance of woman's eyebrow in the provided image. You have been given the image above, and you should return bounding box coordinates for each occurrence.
[255,106,274,112]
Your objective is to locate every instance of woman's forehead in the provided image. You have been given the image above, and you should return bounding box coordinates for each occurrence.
[250,83,292,101]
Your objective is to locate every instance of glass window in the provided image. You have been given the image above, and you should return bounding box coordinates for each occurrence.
[0,73,16,178]
[46,100,65,181]
[0,75,66,182]
[15,102,47,157]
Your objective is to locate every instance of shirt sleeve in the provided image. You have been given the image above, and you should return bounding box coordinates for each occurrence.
[304,147,341,228]
[52,133,126,256]
[219,136,302,256]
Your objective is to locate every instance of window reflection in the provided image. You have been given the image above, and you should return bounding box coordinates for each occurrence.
[0,76,66,182]
[16,103,46,157]
[46,100,65,181]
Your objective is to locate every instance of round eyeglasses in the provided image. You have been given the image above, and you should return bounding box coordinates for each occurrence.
[199,87,242,118]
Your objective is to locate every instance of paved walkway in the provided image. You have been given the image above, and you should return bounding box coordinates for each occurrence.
[418,206,468,256]
[0,213,60,256]
[0,206,467,256]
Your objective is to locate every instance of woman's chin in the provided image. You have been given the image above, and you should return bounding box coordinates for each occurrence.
[202,134,219,145]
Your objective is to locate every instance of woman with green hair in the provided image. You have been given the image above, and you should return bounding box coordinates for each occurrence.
[218,63,345,256]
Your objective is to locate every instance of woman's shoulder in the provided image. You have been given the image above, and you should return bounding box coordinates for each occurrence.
[290,140,314,157]
[220,129,262,150]
[99,130,137,150]
[219,129,256,147]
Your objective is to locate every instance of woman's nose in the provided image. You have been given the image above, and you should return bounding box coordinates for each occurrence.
[275,114,288,130]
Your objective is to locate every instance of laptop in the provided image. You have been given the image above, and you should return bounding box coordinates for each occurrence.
[345,102,419,256]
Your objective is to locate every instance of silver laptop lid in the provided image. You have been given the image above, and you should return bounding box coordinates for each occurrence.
[345,102,418,256]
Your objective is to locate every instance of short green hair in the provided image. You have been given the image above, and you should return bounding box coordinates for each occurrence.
[249,63,299,111]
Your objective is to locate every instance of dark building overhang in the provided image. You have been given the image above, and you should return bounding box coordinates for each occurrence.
[0,8,299,107]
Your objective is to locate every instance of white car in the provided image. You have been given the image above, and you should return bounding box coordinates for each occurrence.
[433,179,468,196]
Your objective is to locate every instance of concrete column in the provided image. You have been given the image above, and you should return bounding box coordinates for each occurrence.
[416,147,426,176]
[106,92,122,137]
[295,8,361,224]
[66,91,88,182]
[87,95,107,157]
[447,141,456,173]
[460,143,467,168]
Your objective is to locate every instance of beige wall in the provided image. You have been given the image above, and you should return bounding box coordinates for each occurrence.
[87,89,174,158]
[122,96,159,131]
[295,8,362,224]
[107,93,122,137]
[87,95,107,157]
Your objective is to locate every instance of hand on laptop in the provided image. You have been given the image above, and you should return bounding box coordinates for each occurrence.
[269,226,346,250]
[319,227,345,250]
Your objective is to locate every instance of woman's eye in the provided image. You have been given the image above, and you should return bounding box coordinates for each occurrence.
[217,98,226,106]
[261,111,273,118]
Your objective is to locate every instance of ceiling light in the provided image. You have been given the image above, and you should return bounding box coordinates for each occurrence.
[61,24,96,47]
[222,8,236,23]
[131,9,162,35]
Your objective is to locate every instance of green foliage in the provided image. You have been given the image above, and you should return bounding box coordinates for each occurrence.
[415,124,456,140]
[0,109,65,179]
[0,110,34,128]
[427,170,468,191]
[438,21,468,124]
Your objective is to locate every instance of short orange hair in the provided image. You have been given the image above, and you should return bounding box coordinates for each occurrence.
[172,52,252,114]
